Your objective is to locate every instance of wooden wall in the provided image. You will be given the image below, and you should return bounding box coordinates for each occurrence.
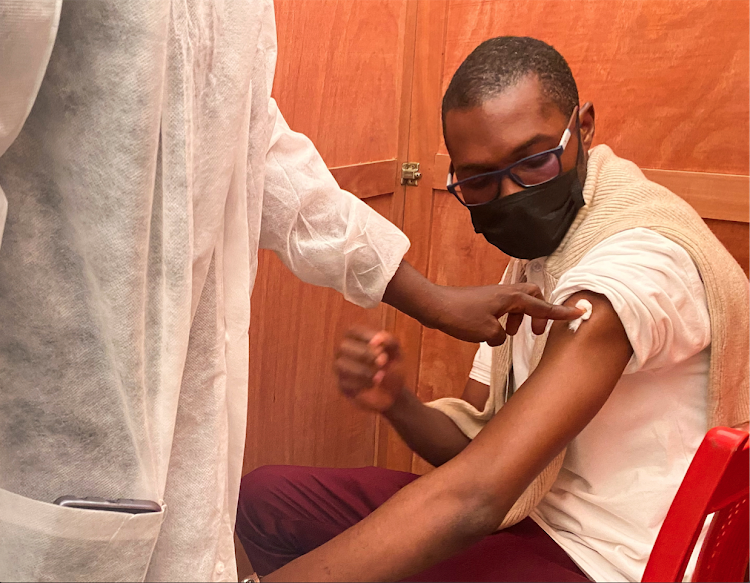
[244,0,412,476]
[238,1,416,574]
[439,0,749,174]
[272,0,407,168]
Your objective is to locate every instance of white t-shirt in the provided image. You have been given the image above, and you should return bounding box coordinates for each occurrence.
[469,228,710,582]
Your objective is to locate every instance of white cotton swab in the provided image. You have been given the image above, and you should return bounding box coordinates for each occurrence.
[568,299,593,332]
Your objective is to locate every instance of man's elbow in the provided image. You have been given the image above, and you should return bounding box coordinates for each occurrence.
[433,474,510,543]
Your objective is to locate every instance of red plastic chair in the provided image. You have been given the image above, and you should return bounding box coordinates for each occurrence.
[642,427,749,582]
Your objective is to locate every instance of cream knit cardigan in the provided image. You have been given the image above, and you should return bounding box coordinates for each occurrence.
[428,145,749,529]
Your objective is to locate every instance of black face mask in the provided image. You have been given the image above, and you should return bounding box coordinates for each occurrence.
[468,143,585,260]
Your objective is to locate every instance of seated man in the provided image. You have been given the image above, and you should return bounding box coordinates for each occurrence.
[236,37,749,582]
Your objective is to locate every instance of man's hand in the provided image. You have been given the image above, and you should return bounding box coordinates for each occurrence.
[335,328,404,413]
[336,327,474,466]
[382,261,582,346]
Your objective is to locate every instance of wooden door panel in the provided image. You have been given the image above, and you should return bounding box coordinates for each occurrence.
[273,0,409,167]
[238,3,412,573]
[375,0,451,473]
[244,193,393,475]
[418,190,508,406]
[244,0,412,475]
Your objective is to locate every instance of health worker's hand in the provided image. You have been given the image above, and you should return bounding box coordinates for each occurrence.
[335,327,404,414]
[382,261,583,348]
[429,282,584,346]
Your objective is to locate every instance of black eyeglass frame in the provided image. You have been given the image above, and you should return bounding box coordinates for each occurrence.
[446,106,580,208]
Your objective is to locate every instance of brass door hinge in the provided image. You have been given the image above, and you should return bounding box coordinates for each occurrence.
[401,162,422,186]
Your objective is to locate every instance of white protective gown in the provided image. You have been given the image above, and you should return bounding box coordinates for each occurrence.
[0,1,410,581]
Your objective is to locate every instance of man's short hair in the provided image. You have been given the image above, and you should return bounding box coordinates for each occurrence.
[442,36,579,131]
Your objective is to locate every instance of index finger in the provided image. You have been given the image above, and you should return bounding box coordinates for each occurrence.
[507,294,584,321]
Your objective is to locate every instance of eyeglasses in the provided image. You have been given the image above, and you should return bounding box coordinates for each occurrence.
[446,107,579,207]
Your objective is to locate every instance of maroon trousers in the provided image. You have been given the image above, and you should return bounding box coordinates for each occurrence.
[236,465,590,582]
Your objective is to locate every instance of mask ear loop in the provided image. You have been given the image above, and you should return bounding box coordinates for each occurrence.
[561,105,579,159]
[573,108,587,174]
[559,128,572,151]
[573,105,583,159]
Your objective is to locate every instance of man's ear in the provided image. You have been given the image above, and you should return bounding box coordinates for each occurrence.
[579,102,595,150]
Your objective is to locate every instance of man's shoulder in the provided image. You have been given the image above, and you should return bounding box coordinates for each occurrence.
[562,227,704,294]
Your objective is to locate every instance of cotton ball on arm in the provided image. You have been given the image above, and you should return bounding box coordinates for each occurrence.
[568,299,593,332]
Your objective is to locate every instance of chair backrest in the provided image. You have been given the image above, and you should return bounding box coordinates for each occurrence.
[642,427,749,583]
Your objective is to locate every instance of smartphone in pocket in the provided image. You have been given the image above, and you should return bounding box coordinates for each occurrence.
[54,496,161,514]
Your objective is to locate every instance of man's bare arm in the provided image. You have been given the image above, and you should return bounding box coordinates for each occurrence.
[266,290,632,582]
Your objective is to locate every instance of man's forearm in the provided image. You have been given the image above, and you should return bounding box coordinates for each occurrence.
[262,454,502,582]
[384,388,470,467]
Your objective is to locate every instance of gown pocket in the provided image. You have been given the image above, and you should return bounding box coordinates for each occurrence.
[0,486,165,582]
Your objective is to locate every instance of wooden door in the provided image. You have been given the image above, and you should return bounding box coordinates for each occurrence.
[386,0,750,474]
[238,1,419,574]
[244,0,418,474]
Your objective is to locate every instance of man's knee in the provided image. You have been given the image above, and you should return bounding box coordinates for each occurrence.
[241,464,286,498]
[237,465,294,535]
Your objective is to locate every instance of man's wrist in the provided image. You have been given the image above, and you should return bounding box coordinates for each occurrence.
[382,386,417,420]
[414,281,449,331]
[382,260,447,330]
